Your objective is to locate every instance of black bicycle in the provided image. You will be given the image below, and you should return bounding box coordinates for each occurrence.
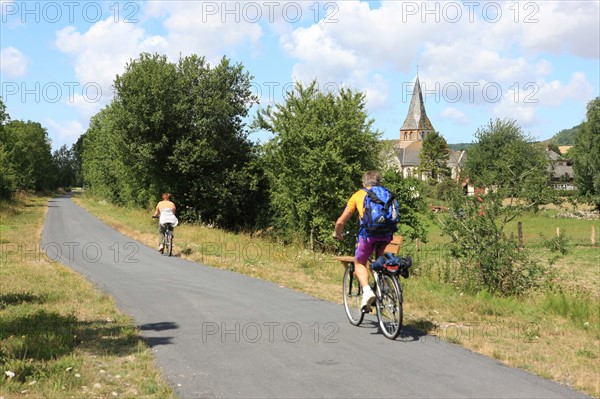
[152,216,174,257]
[342,240,411,340]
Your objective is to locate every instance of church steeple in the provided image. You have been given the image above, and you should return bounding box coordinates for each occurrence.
[399,76,434,147]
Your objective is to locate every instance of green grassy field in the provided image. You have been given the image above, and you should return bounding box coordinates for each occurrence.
[73,194,600,397]
[0,194,174,398]
[410,208,599,297]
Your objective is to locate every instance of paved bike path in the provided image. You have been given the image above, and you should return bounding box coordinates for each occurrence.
[42,196,588,398]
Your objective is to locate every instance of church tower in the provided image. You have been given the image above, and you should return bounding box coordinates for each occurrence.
[398,76,435,149]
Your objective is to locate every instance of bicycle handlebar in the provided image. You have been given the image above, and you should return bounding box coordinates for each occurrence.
[333,230,351,241]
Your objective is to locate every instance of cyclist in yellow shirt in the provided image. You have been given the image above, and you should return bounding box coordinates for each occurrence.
[334,171,393,312]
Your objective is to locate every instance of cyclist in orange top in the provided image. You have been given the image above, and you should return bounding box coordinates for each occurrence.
[152,193,178,252]
[334,171,393,312]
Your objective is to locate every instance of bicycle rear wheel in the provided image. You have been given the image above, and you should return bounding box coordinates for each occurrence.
[375,274,403,339]
[165,230,173,257]
[343,266,364,326]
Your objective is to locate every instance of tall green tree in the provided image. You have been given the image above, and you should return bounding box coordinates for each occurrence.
[170,55,261,227]
[418,131,451,182]
[380,169,428,241]
[572,97,600,209]
[52,144,77,189]
[82,53,262,228]
[255,81,382,247]
[0,97,16,199]
[440,119,553,295]
[3,120,55,192]
[0,144,15,199]
[82,104,128,202]
[71,134,85,187]
[111,53,183,206]
[463,119,551,204]
[0,97,7,124]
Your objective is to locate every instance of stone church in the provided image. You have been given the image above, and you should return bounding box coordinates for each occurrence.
[384,76,465,180]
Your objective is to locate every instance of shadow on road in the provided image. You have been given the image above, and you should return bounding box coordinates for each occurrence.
[140,322,179,331]
[139,322,178,347]
[355,317,436,343]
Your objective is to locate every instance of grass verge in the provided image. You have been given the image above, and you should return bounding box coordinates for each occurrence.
[0,193,174,398]
[74,194,599,397]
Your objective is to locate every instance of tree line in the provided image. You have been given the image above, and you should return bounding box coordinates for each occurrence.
[3,50,598,260]
[79,52,429,250]
[0,99,83,199]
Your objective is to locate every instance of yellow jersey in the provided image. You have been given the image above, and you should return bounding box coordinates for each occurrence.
[345,188,370,218]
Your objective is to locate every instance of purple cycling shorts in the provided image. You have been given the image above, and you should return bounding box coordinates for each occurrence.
[355,235,392,265]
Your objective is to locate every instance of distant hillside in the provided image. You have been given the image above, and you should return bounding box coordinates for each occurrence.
[448,124,581,151]
[545,123,582,145]
[448,143,474,151]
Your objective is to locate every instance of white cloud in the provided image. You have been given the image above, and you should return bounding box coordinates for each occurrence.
[440,107,468,124]
[54,1,271,119]
[47,0,596,144]
[68,92,109,122]
[146,0,328,37]
[362,74,391,111]
[146,1,263,63]
[286,24,358,82]
[281,1,447,109]
[281,1,597,120]
[519,1,600,59]
[46,119,84,143]
[0,47,29,77]
[284,0,437,73]
[55,19,168,90]
[55,18,168,119]
[492,72,594,127]
[534,73,594,107]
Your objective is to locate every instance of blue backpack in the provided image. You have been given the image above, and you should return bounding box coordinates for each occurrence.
[360,186,400,237]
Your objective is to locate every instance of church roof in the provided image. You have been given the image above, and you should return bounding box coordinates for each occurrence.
[400,76,434,132]
[448,149,466,166]
[397,141,423,166]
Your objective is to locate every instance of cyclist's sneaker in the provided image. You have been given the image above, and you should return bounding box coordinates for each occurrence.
[158,244,164,253]
[361,287,376,313]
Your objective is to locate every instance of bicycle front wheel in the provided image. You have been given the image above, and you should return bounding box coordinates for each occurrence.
[375,274,403,339]
[343,266,364,326]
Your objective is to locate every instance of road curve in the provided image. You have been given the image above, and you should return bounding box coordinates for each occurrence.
[42,196,588,398]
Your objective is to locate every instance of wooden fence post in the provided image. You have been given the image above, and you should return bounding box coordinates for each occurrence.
[592,225,596,247]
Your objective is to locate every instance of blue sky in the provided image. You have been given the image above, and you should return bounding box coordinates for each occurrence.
[1,0,598,150]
